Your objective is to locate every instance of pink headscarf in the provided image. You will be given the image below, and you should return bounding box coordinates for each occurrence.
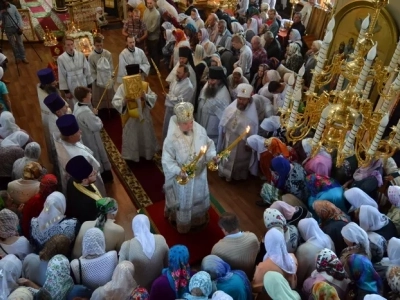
[270,201,296,219]
[304,153,332,177]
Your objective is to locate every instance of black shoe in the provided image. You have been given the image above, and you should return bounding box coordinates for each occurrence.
[101,170,114,183]
[255,200,269,207]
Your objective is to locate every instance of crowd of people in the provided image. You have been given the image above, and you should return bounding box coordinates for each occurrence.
[0,0,399,299]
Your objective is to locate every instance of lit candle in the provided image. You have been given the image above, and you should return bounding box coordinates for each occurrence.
[288,88,302,128]
[282,74,295,111]
[226,126,251,151]
[342,114,363,153]
[388,37,400,73]
[355,43,377,94]
[354,14,370,57]
[312,105,331,147]
[336,74,344,91]
[367,113,389,155]
[362,80,373,99]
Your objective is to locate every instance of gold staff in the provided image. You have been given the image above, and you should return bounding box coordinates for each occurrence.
[150,58,166,94]
[95,63,119,110]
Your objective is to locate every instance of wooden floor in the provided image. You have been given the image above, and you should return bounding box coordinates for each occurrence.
[4,28,265,242]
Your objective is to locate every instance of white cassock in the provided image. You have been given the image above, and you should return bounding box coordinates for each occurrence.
[57,50,93,108]
[53,135,106,196]
[88,49,115,109]
[117,48,150,84]
[73,103,111,173]
[300,1,314,28]
[166,62,197,105]
[112,83,159,162]
[162,77,194,140]
[162,116,216,232]
[217,100,259,181]
[196,83,231,146]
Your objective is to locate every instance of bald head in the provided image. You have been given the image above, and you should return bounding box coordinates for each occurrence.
[251,36,262,50]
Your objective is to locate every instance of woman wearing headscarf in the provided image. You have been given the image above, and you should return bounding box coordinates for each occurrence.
[381,238,400,297]
[304,40,322,87]
[30,191,78,252]
[211,291,233,299]
[201,255,252,300]
[271,156,309,202]
[91,261,150,300]
[306,174,347,217]
[210,54,227,75]
[171,29,190,67]
[198,28,210,47]
[352,159,384,199]
[296,218,335,286]
[162,29,176,67]
[345,254,383,299]
[303,248,350,300]
[70,228,117,289]
[194,44,208,89]
[251,64,268,94]
[22,235,71,287]
[387,185,400,234]
[260,115,286,141]
[0,111,19,138]
[263,271,301,300]
[0,131,28,189]
[0,209,32,259]
[340,222,371,264]
[345,187,379,215]
[21,174,58,239]
[227,67,249,100]
[313,200,350,255]
[0,254,22,299]
[150,245,192,300]
[245,18,258,42]
[261,137,290,183]
[11,142,41,180]
[270,200,311,226]
[190,8,204,29]
[311,282,340,300]
[253,228,298,293]
[119,214,169,290]
[282,43,304,73]
[184,23,199,51]
[183,271,213,299]
[258,70,281,101]
[7,287,33,300]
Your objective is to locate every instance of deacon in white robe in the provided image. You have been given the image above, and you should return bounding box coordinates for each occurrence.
[112,65,158,162]
[88,37,115,110]
[117,36,150,85]
[217,83,259,181]
[196,66,230,146]
[57,37,93,109]
[54,114,106,196]
[162,102,217,234]
[162,64,194,140]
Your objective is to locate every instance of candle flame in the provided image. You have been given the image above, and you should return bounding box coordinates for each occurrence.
[246,126,250,133]
[201,145,207,153]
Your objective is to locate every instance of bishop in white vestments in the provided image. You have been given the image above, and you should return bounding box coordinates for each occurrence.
[162,102,217,233]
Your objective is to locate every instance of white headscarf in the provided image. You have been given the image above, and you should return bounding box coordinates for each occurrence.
[0,254,22,299]
[162,21,175,31]
[265,70,281,82]
[246,135,267,160]
[233,67,243,77]
[341,222,371,258]
[194,44,205,65]
[1,131,29,148]
[37,191,66,231]
[0,112,20,139]
[82,227,106,259]
[204,41,216,56]
[7,287,33,300]
[388,237,400,266]
[247,18,258,34]
[344,187,378,212]
[212,291,233,300]
[302,138,312,157]
[298,218,333,249]
[359,205,389,232]
[263,228,296,274]
[231,22,244,34]
[260,116,281,133]
[157,0,178,19]
[166,29,176,43]
[363,295,387,300]
[132,214,156,259]
[289,29,301,42]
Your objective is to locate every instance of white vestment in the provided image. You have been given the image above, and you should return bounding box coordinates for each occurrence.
[217,100,259,180]
[165,62,197,105]
[112,84,159,162]
[53,134,106,196]
[73,103,111,173]
[117,48,151,84]
[88,49,115,109]
[196,83,231,146]
[162,116,216,231]
[57,50,93,106]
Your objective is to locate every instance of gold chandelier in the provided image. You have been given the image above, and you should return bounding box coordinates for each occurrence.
[280,0,400,168]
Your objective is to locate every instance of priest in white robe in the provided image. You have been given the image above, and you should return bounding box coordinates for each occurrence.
[57,36,93,109]
[88,36,115,110]
[217,83,259,181]
[162,64,194,140]
[162,102,217,233]
[54,114,106,196]
[112,64,158,162]
[196,66,230,146]
[117,36,150,85]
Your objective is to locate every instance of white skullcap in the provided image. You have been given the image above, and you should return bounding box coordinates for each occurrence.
[237,83,253,98]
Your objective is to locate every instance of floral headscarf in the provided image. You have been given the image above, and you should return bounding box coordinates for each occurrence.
[162,245,191,298]
[263,208,287,230]
[312,282,340,300]
[95,197,118,230]
[183,271,213,300]
[0,208,19,239]
[346,254,382,294]
[42,255,74,300]
[313,200,349,225]
[129,287,149,300]
[316,248,346,280]
[306,174,341,197]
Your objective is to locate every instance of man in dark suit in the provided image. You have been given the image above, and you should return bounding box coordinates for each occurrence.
[290,12,306,36]
[264,31,282,60]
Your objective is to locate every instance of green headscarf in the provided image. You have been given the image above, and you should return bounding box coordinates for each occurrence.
[95,197,118,230]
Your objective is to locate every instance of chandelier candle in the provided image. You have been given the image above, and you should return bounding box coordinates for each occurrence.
[362,80,373,99]
[367,113,389,156]
[388,37,400,73]
[355,43,377,94]
[353,15,370,57]
[342,114,363,154]
[282,74,295,111]
[392,119,400,145]
[312,105,331,147]
[336,75,345,91]
[288,89,302,128]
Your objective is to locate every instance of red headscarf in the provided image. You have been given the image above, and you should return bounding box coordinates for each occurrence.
[173,29,187,46]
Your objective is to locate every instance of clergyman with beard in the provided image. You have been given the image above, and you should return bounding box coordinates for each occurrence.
[217,83,259,181]
[196,66,231,146]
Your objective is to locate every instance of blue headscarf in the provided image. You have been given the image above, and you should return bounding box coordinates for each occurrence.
[200,255,252,300]
[162,245,191,298]
[185,23,197,35]
[271,156,291,190]
[347,254,382,294]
